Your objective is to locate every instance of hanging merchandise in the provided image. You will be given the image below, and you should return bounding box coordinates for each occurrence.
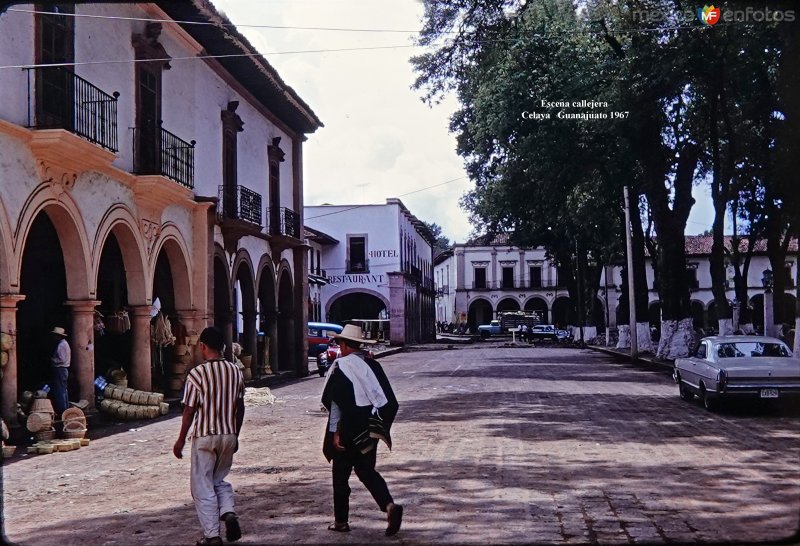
[106,311,131,335]
[151,312,176,348]
[93,311,106,336]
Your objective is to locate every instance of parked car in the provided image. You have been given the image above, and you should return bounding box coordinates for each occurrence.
[477,320,503,338]
[307,322,343,359]
[316,337,376,377]
[673,335,800,410]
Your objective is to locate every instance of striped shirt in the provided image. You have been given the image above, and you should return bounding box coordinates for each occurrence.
[182,359,244,439]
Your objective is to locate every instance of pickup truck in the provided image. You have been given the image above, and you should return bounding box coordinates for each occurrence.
[477,320,503,338]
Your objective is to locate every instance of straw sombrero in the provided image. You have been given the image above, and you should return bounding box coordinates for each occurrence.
[51,327,68,337]
[333,324,378,345]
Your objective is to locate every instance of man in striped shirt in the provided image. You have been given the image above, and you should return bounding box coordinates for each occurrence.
[174,327,245,546]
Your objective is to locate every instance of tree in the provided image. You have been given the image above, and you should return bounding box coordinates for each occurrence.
[423,221,452,255]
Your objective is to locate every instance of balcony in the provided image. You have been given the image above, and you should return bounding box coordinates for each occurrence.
[266,207,303,254]
[218,185,263,227]
[346,259,370,274]
[26,66,120,152]
[217,185,263,252]
[133,125,196,189]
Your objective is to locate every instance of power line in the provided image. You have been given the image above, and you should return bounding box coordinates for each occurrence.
[0,45,419,70]
[305,176,468,220]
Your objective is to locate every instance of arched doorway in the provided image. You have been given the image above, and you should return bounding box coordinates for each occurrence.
[277,269,295,372]
[17,212,69,395]
[328,292,387,325]
[524,297,548,323]
[551,296,574,327]
[232,257,256,363]
[257,265,277,373]
[213,255,231,355]
[95,232,132,378]
[592,297,606,330]
[496,298,520,313]
[467,298,493,333]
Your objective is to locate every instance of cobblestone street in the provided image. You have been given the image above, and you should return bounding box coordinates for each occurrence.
[3,346,800,545]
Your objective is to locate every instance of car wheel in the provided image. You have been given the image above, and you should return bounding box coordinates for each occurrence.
[679,382,694,401]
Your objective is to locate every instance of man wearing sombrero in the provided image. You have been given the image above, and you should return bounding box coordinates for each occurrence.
[320,324,403,536]
[49,326,71,414]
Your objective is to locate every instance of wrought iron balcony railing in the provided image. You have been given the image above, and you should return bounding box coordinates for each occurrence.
[133,125,196,189]
[26,66,119,152]
[218,185,263,227]
[267,207,301,239]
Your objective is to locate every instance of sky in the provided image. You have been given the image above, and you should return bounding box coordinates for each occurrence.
[212,0,716,244]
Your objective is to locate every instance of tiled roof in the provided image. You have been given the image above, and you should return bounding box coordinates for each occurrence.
[683,235,798,255]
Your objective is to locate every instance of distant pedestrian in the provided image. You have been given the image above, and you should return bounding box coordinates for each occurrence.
[321,324,403,536]
[173,327,245,546]
[49,327,71,414]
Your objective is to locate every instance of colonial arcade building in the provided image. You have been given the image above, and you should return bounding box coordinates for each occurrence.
[0,1,322,424]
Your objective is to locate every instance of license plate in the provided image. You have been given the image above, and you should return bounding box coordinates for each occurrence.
[760,389,779,398]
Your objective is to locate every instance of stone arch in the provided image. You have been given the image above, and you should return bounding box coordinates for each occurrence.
[93,205,148,305]
[496,297,521,313]
[467,297,493,333]
[277,265,295,371]
[15,189,91,300]
[212,243,232,329]
[524,296,549,323]
[255,254,277,372]
[231,249,257,359]
[324,288,391,319]
[151,225,192,311]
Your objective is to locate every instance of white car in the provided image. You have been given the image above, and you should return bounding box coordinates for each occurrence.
[673,335,800,410]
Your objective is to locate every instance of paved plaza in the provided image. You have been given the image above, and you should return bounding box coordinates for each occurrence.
[3,346,800,545]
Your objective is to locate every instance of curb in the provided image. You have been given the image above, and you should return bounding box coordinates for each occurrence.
[588,345,674,373]
[374,347,406,359]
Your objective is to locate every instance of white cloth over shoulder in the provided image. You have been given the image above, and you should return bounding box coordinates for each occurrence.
[328,352,388,409]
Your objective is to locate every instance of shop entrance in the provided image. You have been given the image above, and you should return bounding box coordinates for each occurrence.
[17,213,69,395]
[95,232,131,378]
[277,270,294,371]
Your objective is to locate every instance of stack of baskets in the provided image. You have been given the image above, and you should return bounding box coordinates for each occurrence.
[241,354,253,381]
[99,384,169,420]
[27,395,55,441]
[61,407,87,439]
[0,332,11,381]
[167,344,193,398]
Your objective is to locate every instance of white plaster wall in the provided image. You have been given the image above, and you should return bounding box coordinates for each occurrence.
[0,5,35,128]
[0,133,40,230]
[161,203,194,255]
[72,172,137,240]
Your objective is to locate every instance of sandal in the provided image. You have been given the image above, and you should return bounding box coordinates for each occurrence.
[328,522,351,532]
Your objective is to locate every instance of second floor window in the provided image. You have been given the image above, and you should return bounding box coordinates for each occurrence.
[502,267,514,289]
[347,236,367,273]
[529,266,542,288]
[474,267,487,289]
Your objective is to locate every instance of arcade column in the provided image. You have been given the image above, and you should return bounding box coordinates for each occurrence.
[65,300,101,410]
[0,294,25,424]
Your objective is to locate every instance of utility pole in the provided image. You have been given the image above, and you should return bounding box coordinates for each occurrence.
[575,239,585,348]
[623,186,638,359]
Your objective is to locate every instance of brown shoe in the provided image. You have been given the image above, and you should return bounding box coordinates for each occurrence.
[195,537,222,546]
[386,504,403,536]
[221,512,241,542]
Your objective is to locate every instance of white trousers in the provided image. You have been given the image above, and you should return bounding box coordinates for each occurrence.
[190,434,237,538]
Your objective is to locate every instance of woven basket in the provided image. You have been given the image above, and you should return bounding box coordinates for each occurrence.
[34,429,56,442]
[31,398,54,414]
[2,445,15,458]
[62,407,85,422]
[63,429,86,439]
[26,412,53,433]
[63,419,87,431]
[0,332,12,351]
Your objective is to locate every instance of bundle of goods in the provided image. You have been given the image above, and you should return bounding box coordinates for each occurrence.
[108,368,128,388]
[0,332,10,380]
[27,437,89,455]
[61,407,87,439]
[99,384,168,420]
[99,398,169,420]
[167,342,194,398]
